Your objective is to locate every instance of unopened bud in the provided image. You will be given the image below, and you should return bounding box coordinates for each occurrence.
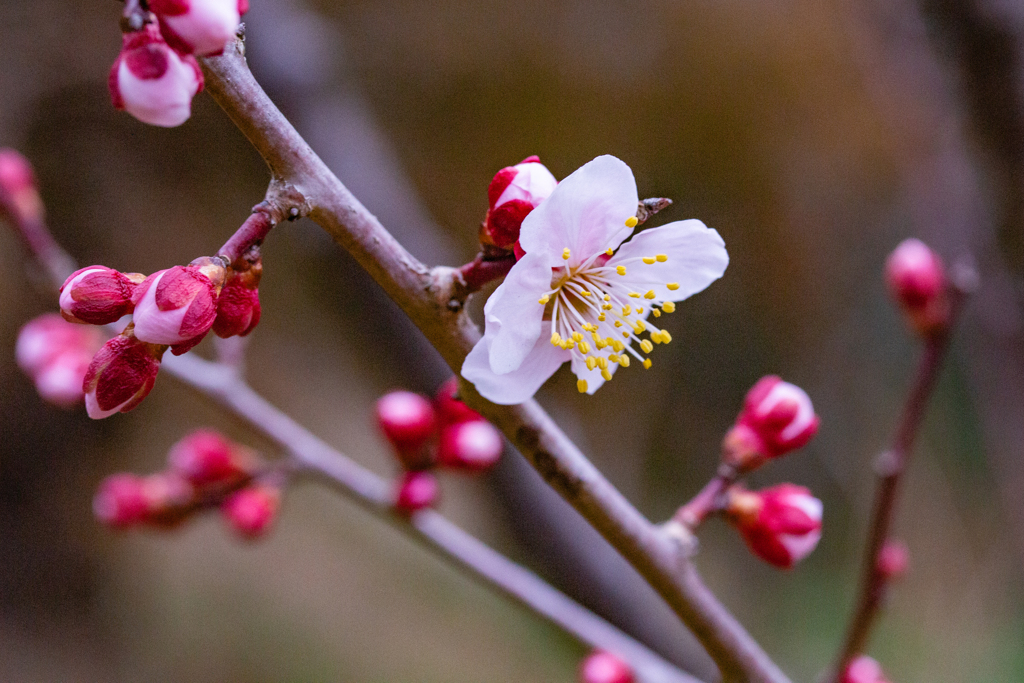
[375,391,437,468]
[140,471,196,528]
[17,314,103,408]
[394,471,439,515]
[841,655,891,683]
[131,258,226,353]
[93,473,150,528]
[150,0,247,57]
[434,377,482,426]
[579,650,634,683]
[109,24,204,128]
[0,148,43,223]
[876,539,909,581]
[212,257,261,338]
[726,483,823,569]
[168,429,251,485]
[221,483,281,539]
[723,376,819,471]
[481,156,557,249]
[83,327,166,419]
[59,265,143,325]
[885,238,949,337]
[437,420,503,472]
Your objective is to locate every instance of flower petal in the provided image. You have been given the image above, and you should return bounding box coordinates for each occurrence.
[483,251,553,374]
[462,332,569,405]
[519,155,638,263]
[610,219,728,301]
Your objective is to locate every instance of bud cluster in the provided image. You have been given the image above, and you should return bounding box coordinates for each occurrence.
[376,378,505,514]
[110,2,249,127]
[93,429,281,539]
[16,314,104,407]
[480,156,557,254]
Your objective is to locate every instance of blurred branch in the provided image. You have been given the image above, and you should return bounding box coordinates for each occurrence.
[199,36,790,683]
[162,351,701,683]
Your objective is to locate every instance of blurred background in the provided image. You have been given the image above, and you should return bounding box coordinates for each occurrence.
[1,0,1023,681]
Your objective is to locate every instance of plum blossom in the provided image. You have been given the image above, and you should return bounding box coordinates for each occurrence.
[722,375,819,471]
[150,0,248,57]
[109,25,203,127]
[462,155,728,404]
[726,483,823,569]
[481,156,557,249]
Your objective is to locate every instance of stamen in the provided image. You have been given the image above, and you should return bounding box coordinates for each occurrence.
[625,216,639,228]
[662,301,676,313]
[616,265,627,276]
[586,357,597,371]
[628,292,640,299]
[642,257,656,265]
[644,290,656,299]
[643,359,652,369]
[666,283,679,291]
[601,368,613,381]
[551,332,561,346]
[562,248,571,260]
[579,341,591,354]
[619,355,630,367]
[656,254,668,262]
[605,248,614,256]
[597,358,608,370]
[538,294,550,304]
[571,332,583,342]
[640,339,654,353]
[577,379,588,393]
[652,309,661,317]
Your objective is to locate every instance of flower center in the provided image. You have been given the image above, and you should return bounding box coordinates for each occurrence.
[537,246,682,392]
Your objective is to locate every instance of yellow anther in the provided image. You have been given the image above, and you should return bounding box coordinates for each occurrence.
[629,292,641,299]
[652,309,662,317]
[616,265,627,276]
[591,331,600,341]
[602,304,613,311]
[597,357,609,370]
[622,306,632,316]
[579,341,591,354]
[611,339,625,352]
[538,294,550,305]
[601,368,613,381]
[622,330,630,338]
[577,379,588,393]
[660,330,672,343]
[635,307,643,314]
[666,282,680,291]
[605,248,614,256]
[640,339,654,354]
[608,354,620,363]
[643,358,652,369]
[586,357,597,371]
[619,355,630,367]
[598,313,606,322]
[656,254,668,262]
[551,332,562,346]
[625,216,639,228]
[581,290,592,297]
[661,301,676,313]
[603,294,611,302]
[642,256,656,265]
[633,320,646,333]
[614,320,623,328]
[571,332,583,342]
[562,247,571,260]
[644,290,656,300]
[563,340,575,350]
[595,338,608,349]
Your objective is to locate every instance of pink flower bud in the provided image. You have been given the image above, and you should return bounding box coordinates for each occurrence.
[841,655,891,683]
[222,484,281,539]
[140,471,196,527]
[437,420,503,472]
[34,351,94,407]
[131,257,226,352]
[150,0,247,57]
[885,238,949,336]
[212,257,261,338]
[726,484,823,569]
[16,313,99,376]
[579,650,634,683]
[434,377,482,426]
[375,391,438,465]
[109,25,204,128]
[83,329,166,419]
[394,471,439,515]
[876,539,909,581]
[0,148,43,223]
[168,429,251,485]
[482,156,557,248]
[93,473,150,528]
[59,265,142,325]
[723,376,819,471]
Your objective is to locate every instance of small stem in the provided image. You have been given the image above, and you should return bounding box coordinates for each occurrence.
[0,189,76,288]
[218,202,277,263]
[673,465,737,529]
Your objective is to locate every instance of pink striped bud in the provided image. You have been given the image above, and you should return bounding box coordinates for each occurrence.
[376,391,437,468]
[17,314,103,407]
[723,376,819,471]
[168,429,251,485]
[726,484,823,569]
[394,471,439,515]
[434,377,482,426]
[212,257,261,338]
[109,24,204,127]
[0,148,43,223]
[93,473,151,528]
[222,484,281,539]
[437,420,503,472]
[150,0,247,57]
[482,156,557,249]
[841,655,891,683]
[885,238,949,337]
[59,266,143,325]
[131,257,226,353]
[83,327,166,419]
[876,539,909,581]
[579,651,634,683]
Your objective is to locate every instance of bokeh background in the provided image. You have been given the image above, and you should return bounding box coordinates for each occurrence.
[1,0,1023,681]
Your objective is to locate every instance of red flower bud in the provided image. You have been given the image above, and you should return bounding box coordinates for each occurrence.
[375,391,437,464]
[140,471,196,527]
[726,484,823,569]
[876,539,909,581]
[109,24,204,128]
[17,314,103,408]
[437,420,503,472]
[167,429,251,485]
[393,471,439,515]
[131,257,226,352]
[212,257,261,338]
[841,655,891,683]
[723,376,819,471]
[59,265,142,325]
[150,0,246,57]
[579,650,634,683]
[83,328,166,419]
[93,473,150,528]
[885,238,949,337]
[222,484,281,539]
[0,148,43,223]
[482,157,557,248]
[434,377,482,426]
